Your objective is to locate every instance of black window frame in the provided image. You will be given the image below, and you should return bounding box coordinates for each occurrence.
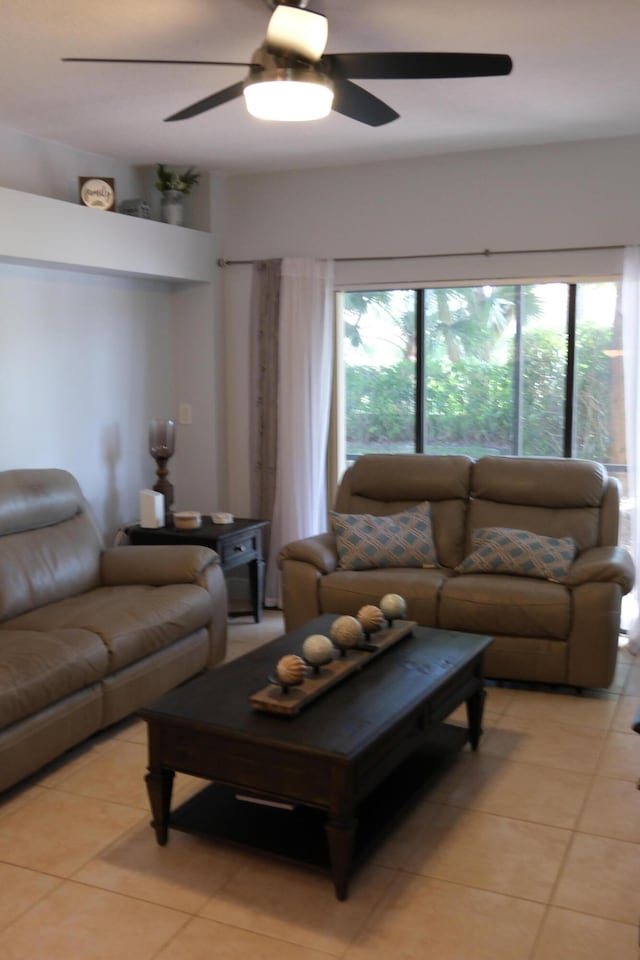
[342,280,625,475]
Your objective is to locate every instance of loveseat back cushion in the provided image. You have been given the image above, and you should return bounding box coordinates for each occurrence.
[467,457,610,553]
[0,469,103,622]
[337,454,473,503]
[334,454,473,569]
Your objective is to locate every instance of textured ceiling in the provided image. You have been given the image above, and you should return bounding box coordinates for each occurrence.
[2,0,640,174]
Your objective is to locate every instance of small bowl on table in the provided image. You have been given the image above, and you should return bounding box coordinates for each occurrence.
[173,510,202,531]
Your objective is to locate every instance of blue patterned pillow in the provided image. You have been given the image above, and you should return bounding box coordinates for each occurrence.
[330,503,438,571]
[456,527,576,581]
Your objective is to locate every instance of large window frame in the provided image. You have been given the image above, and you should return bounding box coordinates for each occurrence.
[334,277,625,487]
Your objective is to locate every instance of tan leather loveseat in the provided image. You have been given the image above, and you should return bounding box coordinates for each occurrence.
[279,454,634,689]
[0,468,228,793]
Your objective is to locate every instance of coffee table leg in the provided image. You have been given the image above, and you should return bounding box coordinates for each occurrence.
[466,686,486,752]
[325,815,357,901]
[145,766,174,845]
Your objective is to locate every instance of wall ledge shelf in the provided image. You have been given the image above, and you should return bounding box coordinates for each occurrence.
[0,186,214,283]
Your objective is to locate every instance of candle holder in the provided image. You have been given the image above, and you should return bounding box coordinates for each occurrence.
[149,418,175,523]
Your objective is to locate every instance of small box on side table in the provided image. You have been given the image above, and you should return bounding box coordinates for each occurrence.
[128,517,269,622]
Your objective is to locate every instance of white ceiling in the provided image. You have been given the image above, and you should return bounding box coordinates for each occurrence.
[2,0,640,175]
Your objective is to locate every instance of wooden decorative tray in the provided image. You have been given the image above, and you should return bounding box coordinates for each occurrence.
[249,620,416,716]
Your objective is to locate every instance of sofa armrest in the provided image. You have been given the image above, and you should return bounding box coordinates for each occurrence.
[278,532,339,574]
[564,545,635,593]
[100,544,220,587]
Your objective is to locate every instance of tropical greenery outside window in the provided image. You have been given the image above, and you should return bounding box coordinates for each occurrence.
[338,280,628,547]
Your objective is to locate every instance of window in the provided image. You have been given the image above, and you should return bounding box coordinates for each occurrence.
[340,281,623,469]
[342,290,417,457]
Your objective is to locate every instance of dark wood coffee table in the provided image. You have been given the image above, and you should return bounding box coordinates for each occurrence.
[139,615,492,900]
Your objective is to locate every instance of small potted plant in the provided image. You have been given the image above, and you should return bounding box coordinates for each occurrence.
[155,164,200,225]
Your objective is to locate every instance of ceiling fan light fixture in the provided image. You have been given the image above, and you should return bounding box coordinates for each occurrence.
[266,5,328,61]
[243,70,334,121]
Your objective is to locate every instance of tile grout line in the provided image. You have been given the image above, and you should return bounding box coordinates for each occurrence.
[526,667,638,957]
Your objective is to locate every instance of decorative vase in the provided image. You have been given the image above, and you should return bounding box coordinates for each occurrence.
[160,189,185,226]
[149,418,175,523]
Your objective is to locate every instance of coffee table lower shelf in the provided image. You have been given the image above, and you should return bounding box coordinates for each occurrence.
[167,722,467,884]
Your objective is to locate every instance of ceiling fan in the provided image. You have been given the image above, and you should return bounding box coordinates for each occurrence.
[63,0,513,126]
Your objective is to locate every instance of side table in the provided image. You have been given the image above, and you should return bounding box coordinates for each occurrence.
[128,517,269,623]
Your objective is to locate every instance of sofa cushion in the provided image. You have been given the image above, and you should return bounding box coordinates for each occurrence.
[0,468,85,537]
[319,566,451,626]
[440,574,571,639]
[467,457,606,552]
[334,454,472,569]
[0,628,108,730]
[471,456,607,508]
[4,584,214,673]
[0,517,103,623]
[456,527,576,582]
[330,503,437,571]
[0,469,104,623]
[337,454,473,504]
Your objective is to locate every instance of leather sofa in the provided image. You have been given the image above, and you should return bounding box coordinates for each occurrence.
[279,454,635,689]
[0,468,228,793]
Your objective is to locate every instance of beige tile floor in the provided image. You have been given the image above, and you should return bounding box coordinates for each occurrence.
[0,611,638,959]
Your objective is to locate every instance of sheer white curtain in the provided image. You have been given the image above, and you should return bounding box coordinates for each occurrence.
[622,245,640,654]
[265,258,335,607]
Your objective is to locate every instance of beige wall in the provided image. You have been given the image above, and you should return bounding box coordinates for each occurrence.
[0,126,225,540]
[221,134,640,514]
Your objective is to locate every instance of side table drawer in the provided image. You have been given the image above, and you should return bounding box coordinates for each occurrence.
[218,532,259,568]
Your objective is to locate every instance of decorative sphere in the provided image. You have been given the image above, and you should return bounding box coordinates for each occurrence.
[379,593,407,620]
[330,615,364,649]
[302,633,334,666]
[276,654,306,686]
[357,604,385,634]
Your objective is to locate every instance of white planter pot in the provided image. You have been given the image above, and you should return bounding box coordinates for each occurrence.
[161,190,185,226]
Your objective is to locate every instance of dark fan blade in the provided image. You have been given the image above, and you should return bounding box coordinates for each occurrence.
[165,81,246,121]
[62,57,253,67]
[325,51,513,80]
[332,78,399,127]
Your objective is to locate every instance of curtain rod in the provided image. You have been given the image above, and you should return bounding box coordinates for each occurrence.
[216,243,624,268]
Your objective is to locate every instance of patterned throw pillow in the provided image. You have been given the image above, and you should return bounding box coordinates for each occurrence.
[330,503,438,571]
[455,527,576,581]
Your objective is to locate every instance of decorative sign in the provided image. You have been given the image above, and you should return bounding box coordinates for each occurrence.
[78,177,116,211]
